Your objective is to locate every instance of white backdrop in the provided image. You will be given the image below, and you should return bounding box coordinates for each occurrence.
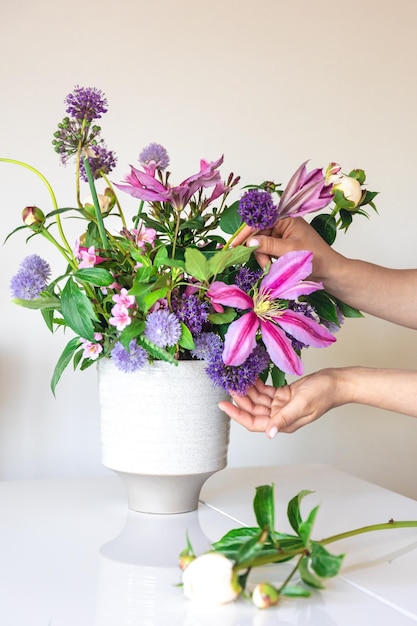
[1,0,416,498]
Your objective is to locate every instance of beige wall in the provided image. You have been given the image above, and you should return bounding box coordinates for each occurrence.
[1,0,416,497]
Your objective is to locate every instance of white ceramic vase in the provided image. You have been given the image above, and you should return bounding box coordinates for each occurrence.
[97,358,230,514]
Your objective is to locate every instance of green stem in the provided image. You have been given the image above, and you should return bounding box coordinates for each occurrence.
[172,209,181,259]
[237,520,417,571]
[101,173,127,229]
[0,158,73,256]
[224,222,255,250]
[320,520,417,546]
[278,555,303,593]
[82,156,109,250]
[133,200,145,229]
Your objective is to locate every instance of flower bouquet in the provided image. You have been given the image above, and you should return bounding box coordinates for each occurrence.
[4,86,378,395]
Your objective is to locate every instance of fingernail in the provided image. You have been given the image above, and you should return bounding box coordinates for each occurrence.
[248,238,259,247]
[268,426,278,439]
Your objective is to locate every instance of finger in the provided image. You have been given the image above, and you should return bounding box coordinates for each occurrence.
[230,225,256,247]
[218,401,270,432]
[229,390,271,413]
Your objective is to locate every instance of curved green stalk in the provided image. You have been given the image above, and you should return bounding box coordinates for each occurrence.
[0,158,73,256]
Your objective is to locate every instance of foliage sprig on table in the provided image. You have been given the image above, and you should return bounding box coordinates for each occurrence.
[3,85,377,394]
[180,484,417,608]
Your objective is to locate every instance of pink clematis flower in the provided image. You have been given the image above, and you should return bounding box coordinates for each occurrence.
[277,161,333,219]
[207,250,336,376]
[115,156,226,211]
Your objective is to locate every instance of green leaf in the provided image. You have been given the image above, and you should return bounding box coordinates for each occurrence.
[280,585,311,598]
[310,543,345,578]
[270,365,287,388]
[179,322,195,350]
[61,278,98,341]
[208,307,236,325]
[310,214,337,245]
[51,336,81,395]
[153,245,169,266]
[137,335,177,363]
[74,267,114,286]
[287,490,314,534]
[332,296,363,318]
[235,529,268,565]
[12,294,61,310]
[298,556,325,589]
[142,287,168,313]
[119,320,146,350]
[219,200,242,234]
[298,505,320,546]
[306,291,340,325]
[253,484,275,531]
[184,247,209,281]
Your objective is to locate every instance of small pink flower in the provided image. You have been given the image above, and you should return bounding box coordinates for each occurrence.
[109,304,132,331]
[112,288,135,308]
[132,221,157,249]
[80,337,103,361]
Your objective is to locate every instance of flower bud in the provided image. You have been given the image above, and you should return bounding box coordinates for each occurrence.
[22,206,45,227]
[325,162,342,185]
[83,193,112,216]
[333,174,363,208]
[179,554,196,571]
[252,582,280,609]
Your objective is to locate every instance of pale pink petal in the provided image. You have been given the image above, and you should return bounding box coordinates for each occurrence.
[276,310,336,348]
[278,279,324,300]
[223,311,259,366]
[207,282,253,310]
[260,250,313,297]
[259,319,303,376]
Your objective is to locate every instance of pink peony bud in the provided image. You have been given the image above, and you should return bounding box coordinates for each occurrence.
[252,582,280,609]
[22,206,45,227]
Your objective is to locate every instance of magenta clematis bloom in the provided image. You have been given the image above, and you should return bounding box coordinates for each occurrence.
[277,161,333,219]
[207,250,336,376]
[115,156,226,211]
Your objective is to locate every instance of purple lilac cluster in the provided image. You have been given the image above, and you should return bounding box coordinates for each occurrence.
[64,86,108,122]
[10,254,51,300]
[80,144,117,181]
[171,292,209,335]
[238,189,278,229]
[287,301,318,351]
[234,267,263,292]
[144,309,182,348]
[111,340,148,373]
[206,343,270,394]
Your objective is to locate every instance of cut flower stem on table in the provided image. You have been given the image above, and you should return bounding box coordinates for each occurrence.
[180,484,417,609]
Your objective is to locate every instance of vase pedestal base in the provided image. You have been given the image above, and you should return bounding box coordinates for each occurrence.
[115,470,216,514]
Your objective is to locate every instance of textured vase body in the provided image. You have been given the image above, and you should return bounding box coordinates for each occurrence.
[97,359,230,514]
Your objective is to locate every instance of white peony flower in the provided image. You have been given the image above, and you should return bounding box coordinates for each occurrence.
[333,174,363,207]
[182,552,241,606]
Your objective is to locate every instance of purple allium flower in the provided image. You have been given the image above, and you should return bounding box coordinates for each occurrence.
[238,189,278,229]
[10,254,51,300]
[65,86,108,122]
[234,267,263,292]
[111,340,148,373]
[191,332,223,360]
[139,143,170,174]
[19,254,51,281]
[206,343,270,394]
[171,292,209,335]
[80,144,117,181]
[10,269,48,300]
[144,309,182,348]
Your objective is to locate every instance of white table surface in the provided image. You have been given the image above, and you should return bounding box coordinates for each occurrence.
[1,463,417,626]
